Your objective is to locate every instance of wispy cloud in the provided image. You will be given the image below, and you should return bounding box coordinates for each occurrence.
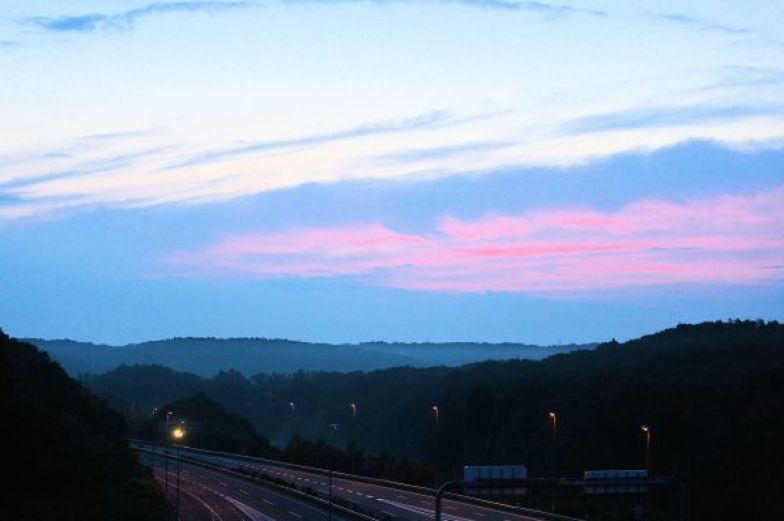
[26,1,257,33]
[286,0,605,16]
[0,146,176,192]
[562,103,784,134]
[656,13,751,36]
[25,0,604,34]
[168,110,452,169]
[699,66,784,93]
[163,186,784,293]
[373,141,512,164]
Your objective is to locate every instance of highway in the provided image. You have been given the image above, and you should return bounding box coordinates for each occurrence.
[135,443,560,521]
[139,450,349,521]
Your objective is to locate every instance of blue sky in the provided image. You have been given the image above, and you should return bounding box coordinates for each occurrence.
[1,1,782,344]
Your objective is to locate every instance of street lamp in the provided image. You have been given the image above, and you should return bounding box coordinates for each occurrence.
[171,425,186,519]
[327,424,339,521]
[289,401,296,413]
[548,411,558,437]
[641,425,652,521]
[164,411,173,496]
[431,405,440,487]
[349,403,358,473]
[151,407,159,475]
[641,425,652,472]
[548,411,559,513]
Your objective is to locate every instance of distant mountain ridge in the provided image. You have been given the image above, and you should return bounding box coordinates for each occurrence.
[25,336,594,377]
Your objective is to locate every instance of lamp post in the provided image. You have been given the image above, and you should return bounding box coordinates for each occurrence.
[165,411,173,496]
[548,411,558,513]
[432,405,440,488]
[151,408,159,476]
[289,401,297,440]
[641,425,653,521]
[349,403,357,474]
[171,425,186,520]
[641,425,652,472]
[327,423,339,521]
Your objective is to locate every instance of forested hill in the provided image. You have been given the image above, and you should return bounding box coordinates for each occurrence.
[27,336,591,377]
[0,330,166,520]
[87,320,784,521]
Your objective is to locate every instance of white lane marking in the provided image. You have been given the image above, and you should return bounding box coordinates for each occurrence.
[225,496,278,521]
[376,498,475,521]
[220,482,229,486]
[240,489,250,495]
[263,499,273,505]
[289,512,302,518]
[175,482,225,521]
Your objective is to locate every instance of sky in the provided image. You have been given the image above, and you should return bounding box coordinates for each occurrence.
[1,0,783,344]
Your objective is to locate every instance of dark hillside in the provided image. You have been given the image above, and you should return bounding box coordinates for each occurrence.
[30,336,590,377]
[0,329,166,520]
[86,320,784,520]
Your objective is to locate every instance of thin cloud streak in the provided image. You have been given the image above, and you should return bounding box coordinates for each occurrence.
[26,1,257,33]
[24,0,602,35]
[4,100,784,219]
[168,110,452,170]
[163,186,784,294]
[656,13,751,36]
[562,103,784,134]
[287,0,606,16]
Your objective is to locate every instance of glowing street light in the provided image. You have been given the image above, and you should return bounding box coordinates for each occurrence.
[349,403,358,473]
[170,425,186,517]
[548,411,559,513]
[431,405,441,487]
[641,425,652,471]
[548,411,558,437]
[289,401,296,413]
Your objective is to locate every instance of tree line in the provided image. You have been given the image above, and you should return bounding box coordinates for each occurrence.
[87,320,784,520]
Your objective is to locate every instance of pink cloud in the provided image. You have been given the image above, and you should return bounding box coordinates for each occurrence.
[162,185,784,294]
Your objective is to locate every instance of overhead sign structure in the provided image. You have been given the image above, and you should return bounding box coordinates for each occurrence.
[583,469,649,495]
[462,465,528,496]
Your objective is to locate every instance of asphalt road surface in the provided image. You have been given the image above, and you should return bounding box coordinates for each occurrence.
[139,450,348,521]
[136,444,553,521]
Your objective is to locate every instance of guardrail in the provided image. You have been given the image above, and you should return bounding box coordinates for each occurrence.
[135,445,381,521]
[130,439,581,521]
